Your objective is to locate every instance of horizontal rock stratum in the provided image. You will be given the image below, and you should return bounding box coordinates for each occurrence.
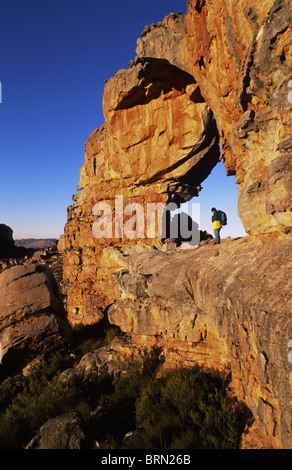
[60,2,292,448]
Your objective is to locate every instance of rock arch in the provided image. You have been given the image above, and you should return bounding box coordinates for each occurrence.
[61,2,292,448]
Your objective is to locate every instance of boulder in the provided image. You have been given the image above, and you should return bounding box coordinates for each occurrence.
[75,343,125,382]
[0,264,71,368]
[25,412,85,449]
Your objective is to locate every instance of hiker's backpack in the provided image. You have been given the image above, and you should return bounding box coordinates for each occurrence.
[218,210,227,226]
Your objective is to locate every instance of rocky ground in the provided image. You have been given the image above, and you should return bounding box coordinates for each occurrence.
[1,232,291,449]
[0,237,250,450]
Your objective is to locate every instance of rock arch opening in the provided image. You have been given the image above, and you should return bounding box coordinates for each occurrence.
[164,121,247,246]
[177,160,247,241]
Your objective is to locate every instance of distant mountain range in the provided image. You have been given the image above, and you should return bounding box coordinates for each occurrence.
[14,238,58,249]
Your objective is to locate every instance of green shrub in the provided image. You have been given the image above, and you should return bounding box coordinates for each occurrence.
[44,351,74,376]
[190,387,240,449]
[0,343,249,450]
[135,367,245,449]
[0,372,82,449]
[72,322,121,357]
[97,347,163,448]
[0,375,26,414]
[0,347,115,449]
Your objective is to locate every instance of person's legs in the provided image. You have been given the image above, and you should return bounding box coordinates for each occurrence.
[214,228,221,244]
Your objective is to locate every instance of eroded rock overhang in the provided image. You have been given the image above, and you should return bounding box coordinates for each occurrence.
[102,55,221,205]
[60,5,292,449]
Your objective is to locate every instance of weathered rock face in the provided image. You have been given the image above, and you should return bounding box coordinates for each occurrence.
[106,234,292,449]
[135,11,192,74]
[187,0,292,235]
[0,264,71,369]
[60,4,292,449]
[101,58,219,202]
[107,244,229,373]
[62,13,220,325]
[26,412,85,449]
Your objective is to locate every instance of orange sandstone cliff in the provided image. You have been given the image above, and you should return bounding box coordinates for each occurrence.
[61,4,292,449]
[62,11,220,326]
[187,0,292,234]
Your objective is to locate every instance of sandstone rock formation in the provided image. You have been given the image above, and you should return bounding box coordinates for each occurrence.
[187,0,292,235]
[62,15,220,325]
[106,234,292,449]
[60,2,292,449]
[136,11,191,72]
[0,264,71,369]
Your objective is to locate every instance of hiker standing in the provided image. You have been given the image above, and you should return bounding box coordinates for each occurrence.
[211,207,222,244]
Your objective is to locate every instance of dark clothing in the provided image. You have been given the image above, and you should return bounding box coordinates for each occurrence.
[212,210,221,224]
[212,210,222,244]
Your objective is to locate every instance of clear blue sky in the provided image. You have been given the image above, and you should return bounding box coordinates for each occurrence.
[0,0,246,240]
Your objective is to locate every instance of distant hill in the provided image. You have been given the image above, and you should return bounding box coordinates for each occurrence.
[14,239,58,250]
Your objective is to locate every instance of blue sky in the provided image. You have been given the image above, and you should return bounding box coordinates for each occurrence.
[0,0,246,239]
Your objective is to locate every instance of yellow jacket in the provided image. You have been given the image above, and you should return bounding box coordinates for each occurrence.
[212,219,222,230]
